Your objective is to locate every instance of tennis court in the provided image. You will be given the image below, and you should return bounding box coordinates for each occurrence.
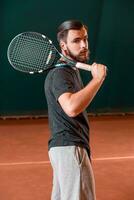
[1,1,134,199]
[0,115,134,200]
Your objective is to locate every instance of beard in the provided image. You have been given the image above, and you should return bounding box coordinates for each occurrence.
[66,47,90,63]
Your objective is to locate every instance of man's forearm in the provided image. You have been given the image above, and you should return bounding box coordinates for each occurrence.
[65,78,104,117]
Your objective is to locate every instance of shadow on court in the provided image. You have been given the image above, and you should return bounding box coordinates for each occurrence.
[0,115,134,200]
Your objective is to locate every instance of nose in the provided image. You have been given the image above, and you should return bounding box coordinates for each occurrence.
[80,40,87,49]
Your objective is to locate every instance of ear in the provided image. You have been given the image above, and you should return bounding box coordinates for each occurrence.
[60,41,67,51]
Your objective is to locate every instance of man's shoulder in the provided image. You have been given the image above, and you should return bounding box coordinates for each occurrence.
[47,66,75,78]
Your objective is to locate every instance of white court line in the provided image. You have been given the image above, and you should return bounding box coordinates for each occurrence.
[0,161,50,166]
[0,156,134,167]
[93,155,134,161]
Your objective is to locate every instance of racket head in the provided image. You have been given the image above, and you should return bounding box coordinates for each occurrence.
[7,32,57,74]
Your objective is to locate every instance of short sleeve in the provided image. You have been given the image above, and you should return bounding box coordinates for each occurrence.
[52,68,75,101]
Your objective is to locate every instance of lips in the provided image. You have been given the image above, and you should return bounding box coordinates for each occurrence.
[80,48,89,53]
[79,50,88,56]
[80,50,87,53]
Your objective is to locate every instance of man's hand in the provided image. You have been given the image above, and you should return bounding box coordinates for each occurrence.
[91,62,107,82]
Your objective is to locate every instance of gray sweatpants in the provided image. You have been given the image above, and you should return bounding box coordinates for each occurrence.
[49,146,96,200]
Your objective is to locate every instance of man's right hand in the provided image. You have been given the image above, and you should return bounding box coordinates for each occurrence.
[91,62,107,83]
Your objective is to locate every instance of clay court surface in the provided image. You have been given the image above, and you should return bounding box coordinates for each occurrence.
[0,115,134,200]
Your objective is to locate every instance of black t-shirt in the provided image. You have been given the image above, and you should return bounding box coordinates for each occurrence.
[44,65,90,157]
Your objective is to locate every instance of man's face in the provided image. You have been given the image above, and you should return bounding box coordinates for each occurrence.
[61,27,90,62]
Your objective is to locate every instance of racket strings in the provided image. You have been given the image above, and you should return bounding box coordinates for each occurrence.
[8,33,56,73]
[12,36,52,64]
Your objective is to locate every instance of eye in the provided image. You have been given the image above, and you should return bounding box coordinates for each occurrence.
[84,37,88,42]
[72,38,81,43]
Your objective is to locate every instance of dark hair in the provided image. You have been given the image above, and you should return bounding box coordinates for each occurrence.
[57,20,88,43]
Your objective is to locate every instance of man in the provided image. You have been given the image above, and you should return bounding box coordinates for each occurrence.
[45,20,107,200]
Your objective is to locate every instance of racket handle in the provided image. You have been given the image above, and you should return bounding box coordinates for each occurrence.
[76,62,91,71]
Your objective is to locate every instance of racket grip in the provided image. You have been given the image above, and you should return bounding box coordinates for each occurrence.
[76,62,91,71]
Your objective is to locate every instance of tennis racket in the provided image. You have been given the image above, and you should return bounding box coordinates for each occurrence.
[7,32,92,74]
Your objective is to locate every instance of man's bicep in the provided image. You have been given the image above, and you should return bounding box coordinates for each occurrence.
[58,92,73,115]
[52,69,75,101]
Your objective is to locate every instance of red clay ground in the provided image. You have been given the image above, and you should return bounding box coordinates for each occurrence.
[0,115,134,200]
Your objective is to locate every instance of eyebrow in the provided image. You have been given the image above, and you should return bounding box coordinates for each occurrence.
[72,35,88,41]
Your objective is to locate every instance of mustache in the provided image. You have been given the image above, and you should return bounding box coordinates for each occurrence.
[80,48,89,52]
[79,49,90,54]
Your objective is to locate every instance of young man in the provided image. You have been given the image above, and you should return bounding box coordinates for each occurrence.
[45,20,107,200]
